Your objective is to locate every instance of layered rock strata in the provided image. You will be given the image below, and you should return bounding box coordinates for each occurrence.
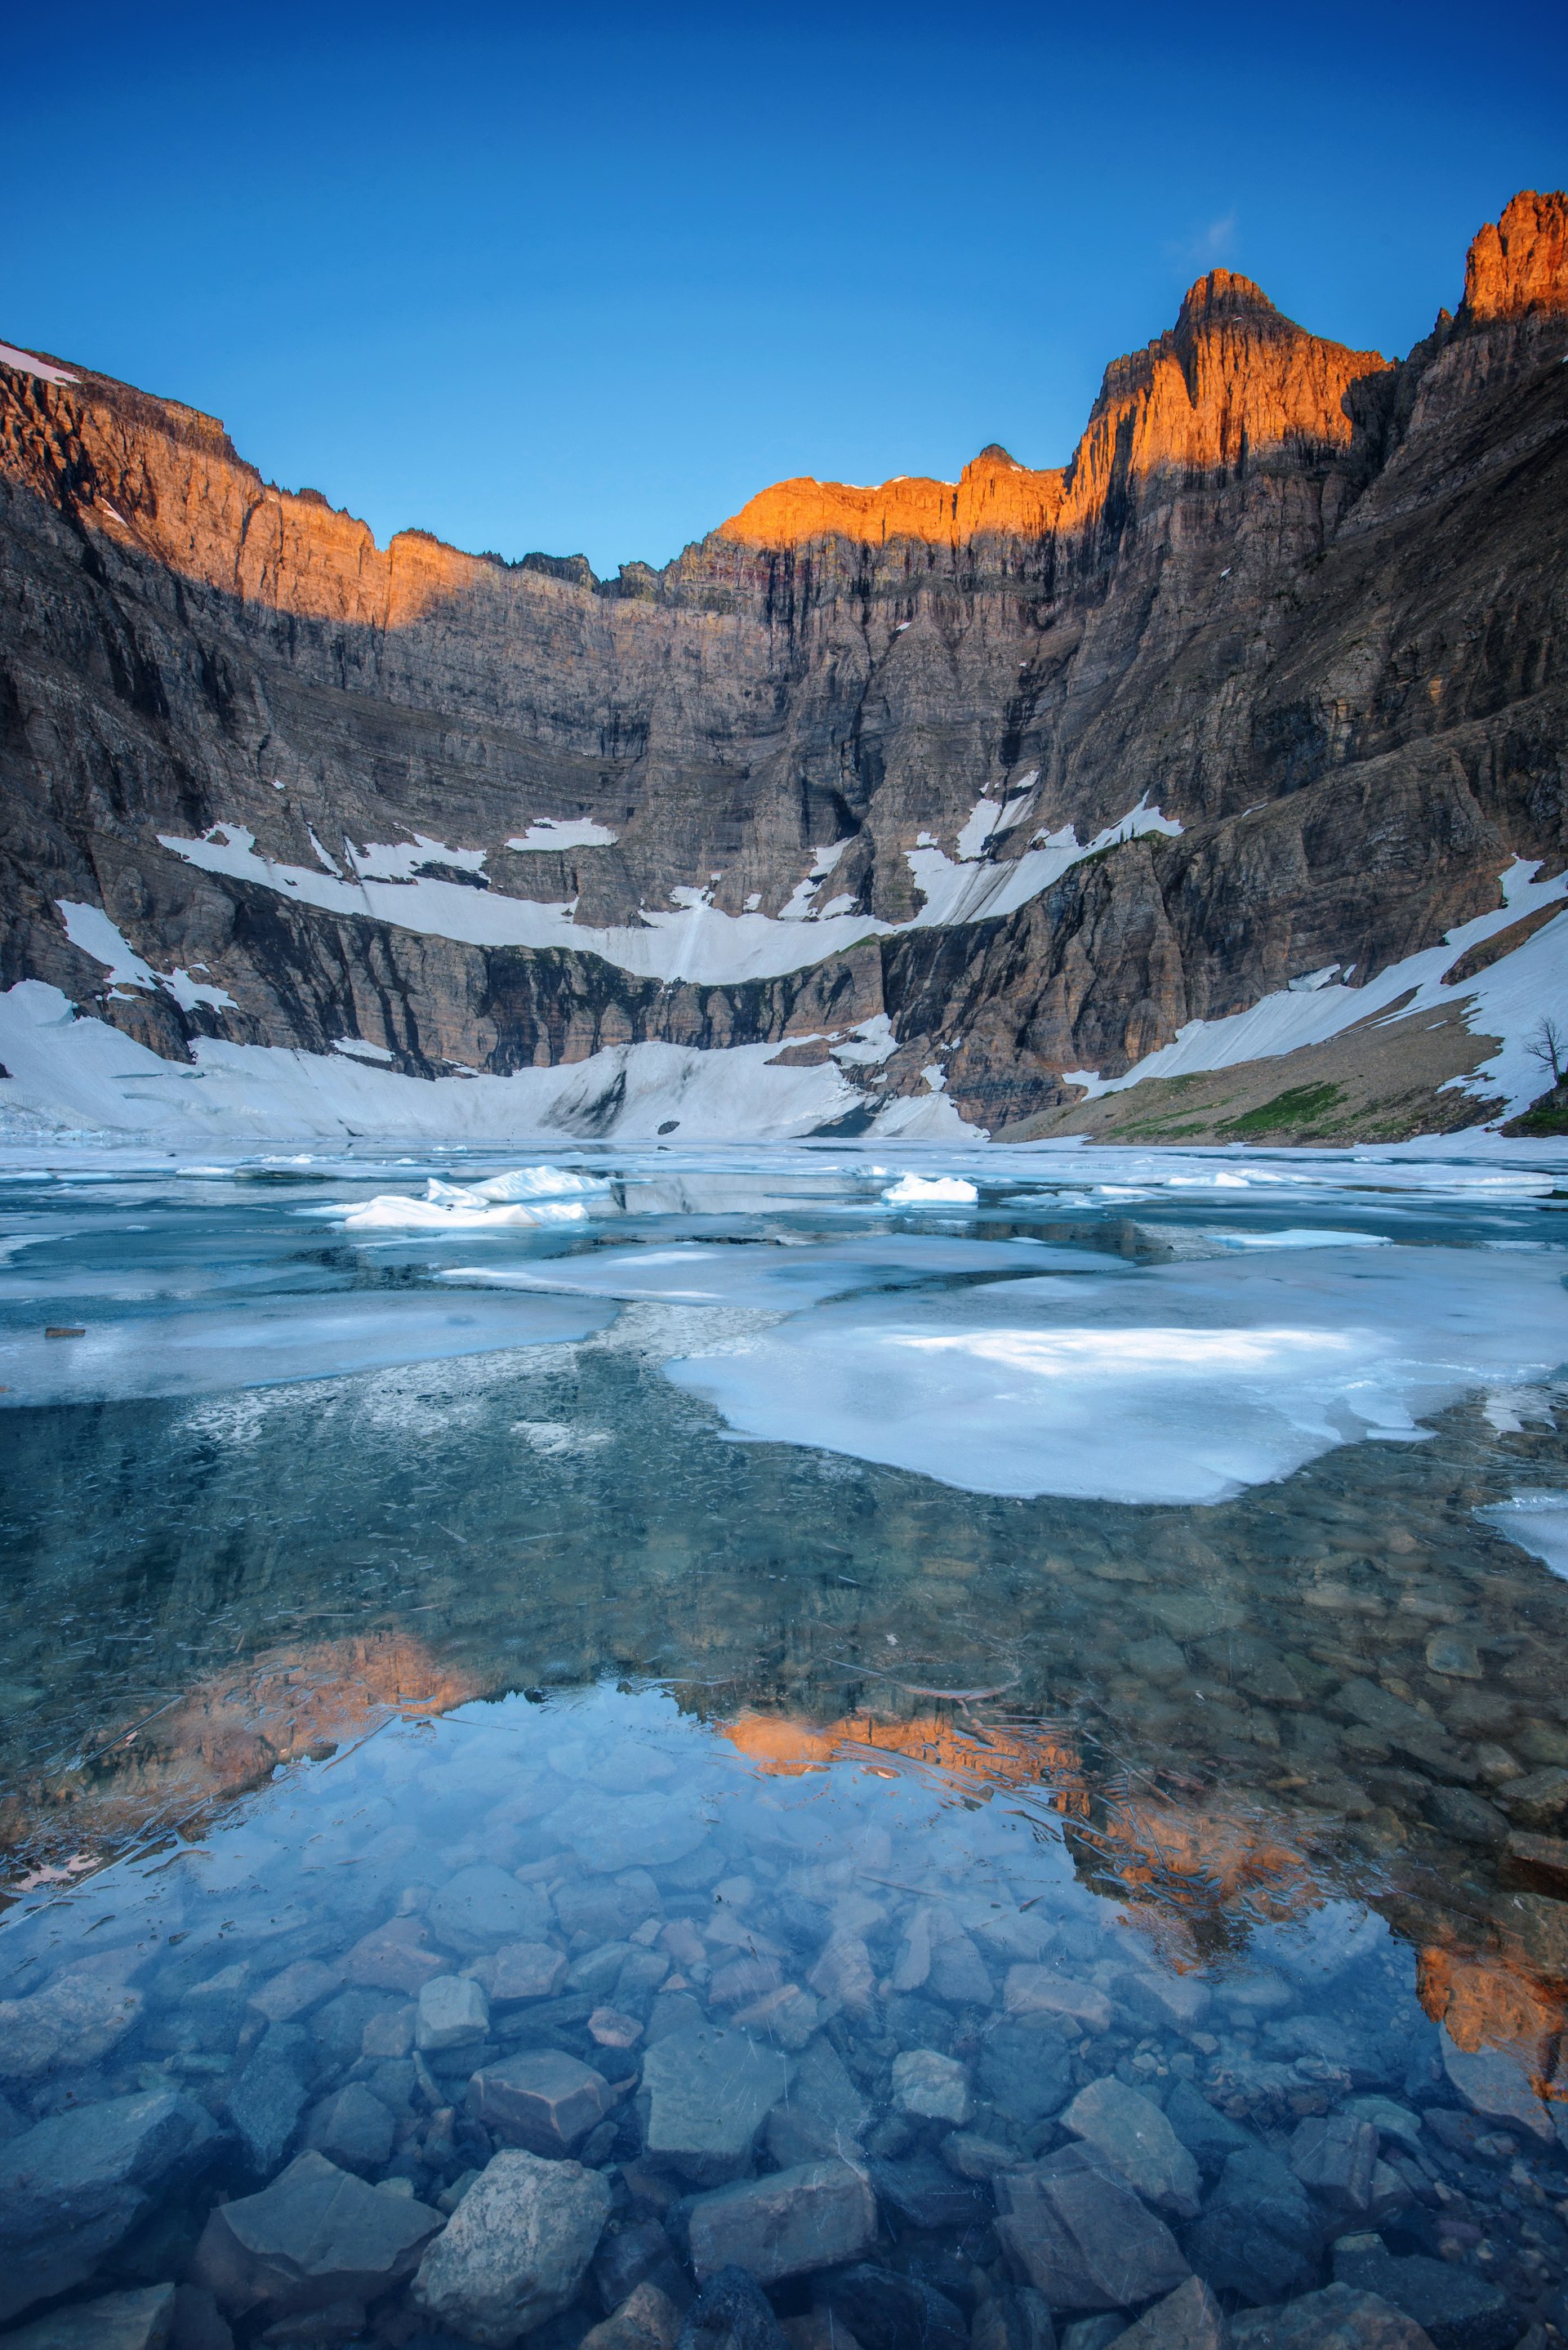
[1,192,1565,1132]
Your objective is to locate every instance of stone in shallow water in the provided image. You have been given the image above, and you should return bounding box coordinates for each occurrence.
[942,2129,1019,2179]
[412,2148,612,2346]
[0,1958,145,2083]
[594,2216,688,2313]
[550,1790,708,1874]
[995,2141,1189,2311]
[582,2279,684,2350]
[303,2081,396,2174]
[1288,2114,1377,2214]
[428,1863,550,1954]
[642,2024,791,2185]
[492,1941,569,2004]
[764,2037,868,2167]
[556,1871,662,1943]
[1439,2035,1555,2140]
[1061,2076,1202,2218]
[688,2157,876,2285]
[1004,1968,1114,2031]
[730,1982,819,2051]
[1331,2238,1515,2350]
[1105,2276,1227,2350]
[225,2029,310,2177]
[416,1972,490,2052]
[1184,2147,1321,2305]
[978,2021,1076,2124]
[870,2148,992,2232]
[248,1959,345,2024]
[1162,2081,1258,2173]
[817,2263,968,2350]
[468,2047,615,2156]
[341,1915,446,1994]
[892,2047,972,2125]
[927,1924,996,2007]
[194,2150,440,2318]
[1231,2285,1437,2350]
[0,2282,176,2350]
[0,2089,218,2324]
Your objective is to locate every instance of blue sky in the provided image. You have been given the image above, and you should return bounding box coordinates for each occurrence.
[6,2,1564,576]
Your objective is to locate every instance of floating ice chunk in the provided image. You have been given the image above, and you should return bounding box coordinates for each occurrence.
[471,1166,612,1202]
[441,1234,1106,1309]
[1477,1493,1568,1577]
[665,1245,1568,1505]
[1208,1229,1389,1250]
[334,1181,592,1232]
[0,1291,614,1405]
[881,1174,978,1204]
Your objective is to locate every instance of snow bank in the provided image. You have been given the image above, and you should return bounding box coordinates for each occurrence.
[154,797,1180,986]
[1068,858,1568,1119]
[0,982,897,1143]
[665,1243,1568,1505]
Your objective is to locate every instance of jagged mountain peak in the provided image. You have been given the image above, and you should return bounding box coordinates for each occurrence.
[1461,186,1568,321]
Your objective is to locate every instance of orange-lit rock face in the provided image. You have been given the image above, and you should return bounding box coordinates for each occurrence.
[1462,188,1568,320]
[719,271,1389,552]
[1419,1946,1567,2094]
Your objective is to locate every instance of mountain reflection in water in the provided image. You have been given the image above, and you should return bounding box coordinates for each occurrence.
[2,1140,1566,2344]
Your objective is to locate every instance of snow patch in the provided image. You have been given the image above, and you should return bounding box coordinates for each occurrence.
[58,902,236,1012]
[0,341,78,386]
[506,819,619,852]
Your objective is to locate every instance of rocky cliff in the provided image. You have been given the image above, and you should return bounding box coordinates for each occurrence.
[1,191,1565,1139]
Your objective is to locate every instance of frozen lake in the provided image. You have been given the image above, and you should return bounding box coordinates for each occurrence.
[1,1137,1566,2349]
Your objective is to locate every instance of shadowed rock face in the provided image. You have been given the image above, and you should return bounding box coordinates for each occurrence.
[0,194,1565,1130]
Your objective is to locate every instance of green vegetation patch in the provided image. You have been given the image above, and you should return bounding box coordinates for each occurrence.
[1218,1082,1345,1139]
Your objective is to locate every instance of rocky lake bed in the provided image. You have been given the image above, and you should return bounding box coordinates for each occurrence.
[2,1139,1567,2350]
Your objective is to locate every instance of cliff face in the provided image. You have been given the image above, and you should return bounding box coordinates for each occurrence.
[0,192,1565,1136]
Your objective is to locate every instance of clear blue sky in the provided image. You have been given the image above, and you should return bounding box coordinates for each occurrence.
[6,2,1563,577]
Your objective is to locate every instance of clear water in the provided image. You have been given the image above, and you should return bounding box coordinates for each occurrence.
[2,1139,1567,2348]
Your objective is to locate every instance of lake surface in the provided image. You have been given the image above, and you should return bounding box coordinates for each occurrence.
[2,1138,1566,2350]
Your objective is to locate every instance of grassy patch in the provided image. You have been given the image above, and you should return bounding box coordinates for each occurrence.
[1504,1084,1568,1137]
[1218,1082,1345,1139]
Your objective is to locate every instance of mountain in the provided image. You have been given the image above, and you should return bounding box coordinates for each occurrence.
[1,191,1565,1143]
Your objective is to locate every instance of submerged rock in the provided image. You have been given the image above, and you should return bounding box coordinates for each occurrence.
[995,2141,1189,2309]
[1106,2276,1227,2350]
[642,2024,791,2184]
[818,2263,968,2350]
[1061,2076,1202,2218]
[412,2147,612,2345]
[0,2089,218,2324]
[194,2149,440,2318]
[428,1863,550,1954]
[688,2156,876,2283]
[1331,2240,1515,2350]
[1230,2284,1436,2350]
[0,2282,176,2350]
[468,2046,616,2156]
[1185,2147,1321,2306]
[891,2047,972,2125]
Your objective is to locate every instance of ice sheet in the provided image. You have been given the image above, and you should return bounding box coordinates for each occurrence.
[0,1291,615,1406]
[665,1245,1568,1504]
[1476,1494,1568,1579]
[439,1235,1124,1309]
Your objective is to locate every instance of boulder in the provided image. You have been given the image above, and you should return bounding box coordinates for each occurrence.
[1439,2036,1555,2141]
[594,2216,688,2313]
[977,2021,1076,2124]
[1061,2077,1202,2218]
[1185,2147,1321,2306]
[1004,1969,1114,2031]
[225,2031,310,2176]
[942,2129,1019,2179]
[492,1942,569,2005]
[869,2148,992,2232]
[549,1790,707,1875]
[581,2280,684,2350]
[995,2142,1188,2310]
[1161,2083,1257,2175]
[428,1864,550,1955]
[341,1915,446,1994]
[764,2038,868,2167]
[303,2081,396,2174]
[0,1958,145,2083]
[0,2089,218,2323]
[817,2263,968,2350]
[469,2048,615,2156]
[248,1960,344,2025]
[556,1873,662,1944]
[688,2158,875,2284]
[972,2284,1057,2350]
[416,1972,490,2053]
[1106,2278,1227,2350]
[891,2048,972,2125]
[676,2264,789,2349]
[412,2149,612,2345]
[194,2151,440,2318]
[927,1924,996,2007]
[0,2282,176,2350]
[1229,2285,1435,2350]
[1331,2238,1517,2350]
[642,2024,791,2184]
[1288,2116,1377,2214]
